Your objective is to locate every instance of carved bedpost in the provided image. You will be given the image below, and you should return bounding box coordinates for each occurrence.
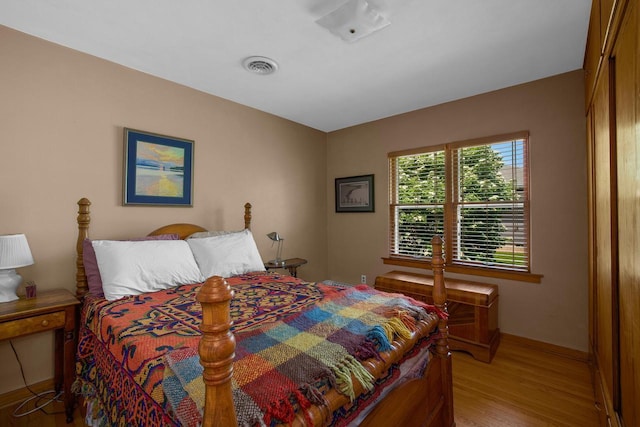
[197,276,238,427]
[76,198,91,299]
[431,236,455,426]
[430,236,449,357]
[244,203,252,230]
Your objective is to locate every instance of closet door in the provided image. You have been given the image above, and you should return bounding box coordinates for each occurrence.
[613,1,639,425]
[592,60,618,421]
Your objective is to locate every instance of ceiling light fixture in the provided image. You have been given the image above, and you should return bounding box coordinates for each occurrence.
[316,0,391,42]
[243,56,279,75]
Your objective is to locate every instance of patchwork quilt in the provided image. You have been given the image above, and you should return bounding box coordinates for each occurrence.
[74,272,441,427]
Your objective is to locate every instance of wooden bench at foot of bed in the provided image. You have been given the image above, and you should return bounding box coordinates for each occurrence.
[375,271,500,363]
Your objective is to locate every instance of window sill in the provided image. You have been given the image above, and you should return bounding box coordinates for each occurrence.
[382,257,543,283]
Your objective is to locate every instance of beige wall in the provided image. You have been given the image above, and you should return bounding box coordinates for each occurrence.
[0,26,327,394]
[326,70,589,352]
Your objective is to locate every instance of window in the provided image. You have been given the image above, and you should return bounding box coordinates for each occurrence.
[389,132,531,276]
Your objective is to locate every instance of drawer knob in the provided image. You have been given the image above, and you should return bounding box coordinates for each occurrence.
[41,319,49,327]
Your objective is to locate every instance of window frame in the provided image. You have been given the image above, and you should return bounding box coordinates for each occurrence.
[386,131,542,283]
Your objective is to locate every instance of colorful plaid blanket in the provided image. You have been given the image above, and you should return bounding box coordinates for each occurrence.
[163,284,436,427]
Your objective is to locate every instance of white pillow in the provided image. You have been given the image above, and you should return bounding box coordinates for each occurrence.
[92,240,204,301]
[186,229,266,278]
[187,230,243,239]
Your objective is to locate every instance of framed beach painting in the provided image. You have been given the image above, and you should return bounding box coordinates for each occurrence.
[335,174,374,212]
[123,128,194,206]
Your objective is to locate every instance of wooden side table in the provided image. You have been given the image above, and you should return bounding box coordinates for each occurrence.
[264,258,308,277]
[0,289,80,422]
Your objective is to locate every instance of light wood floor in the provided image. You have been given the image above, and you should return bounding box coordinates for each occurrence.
[453,335,599,427]
[1,335,599,426]
[0,393,84,427]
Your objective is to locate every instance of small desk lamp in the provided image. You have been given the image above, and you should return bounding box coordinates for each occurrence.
[0,234,34,302]
[266,232,284,266]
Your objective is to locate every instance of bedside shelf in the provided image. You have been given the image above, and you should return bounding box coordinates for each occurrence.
[0,289,80,422]
[264,258,307,278]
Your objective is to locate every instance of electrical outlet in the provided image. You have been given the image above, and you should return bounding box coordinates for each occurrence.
[360,274,367,284]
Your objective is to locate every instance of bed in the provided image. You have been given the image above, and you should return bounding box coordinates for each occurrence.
[72,197,455,427]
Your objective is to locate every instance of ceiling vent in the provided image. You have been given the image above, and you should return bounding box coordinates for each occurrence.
[243,56,279,75]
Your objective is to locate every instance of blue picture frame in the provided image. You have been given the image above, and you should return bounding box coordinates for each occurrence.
[123,128,194,206]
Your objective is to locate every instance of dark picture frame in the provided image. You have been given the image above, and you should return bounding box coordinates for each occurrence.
[335,174,374,212]
[123,128,194,206]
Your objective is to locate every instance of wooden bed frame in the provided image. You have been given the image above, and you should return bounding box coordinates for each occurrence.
[74,197,455,427]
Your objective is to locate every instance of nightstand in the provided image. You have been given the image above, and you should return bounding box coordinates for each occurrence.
[0,289,80,422]
[264,258,308,278]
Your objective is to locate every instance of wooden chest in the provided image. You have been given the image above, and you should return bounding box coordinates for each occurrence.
[375,270,500,362]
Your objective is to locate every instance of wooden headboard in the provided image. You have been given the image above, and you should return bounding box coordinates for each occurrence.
[74,197,252,298]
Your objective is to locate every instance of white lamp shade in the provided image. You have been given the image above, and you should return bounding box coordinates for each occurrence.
[0,234,35,269]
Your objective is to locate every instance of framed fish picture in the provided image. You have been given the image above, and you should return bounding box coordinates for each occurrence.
[335,174,374,212]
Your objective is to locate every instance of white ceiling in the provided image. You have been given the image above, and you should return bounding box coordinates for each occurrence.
[0,0,591,132]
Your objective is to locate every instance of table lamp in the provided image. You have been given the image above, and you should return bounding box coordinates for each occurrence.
[266,232,284,266]
[0,234,35,302]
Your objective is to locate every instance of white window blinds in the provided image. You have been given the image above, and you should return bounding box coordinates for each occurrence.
[450,137,529,270]
[390,149,446,258]
[389,132,530,272]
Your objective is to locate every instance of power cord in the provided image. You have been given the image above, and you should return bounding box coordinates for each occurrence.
[9,341,64,417]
